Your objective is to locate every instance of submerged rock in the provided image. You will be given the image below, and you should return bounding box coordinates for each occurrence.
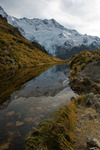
[16,121,24,126]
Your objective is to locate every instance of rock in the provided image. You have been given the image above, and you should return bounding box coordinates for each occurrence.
[88,114,97,120]
[87,138,100,149]
[89,147,99,150]
[24,118,33,122]
[16,121,24,126]
[85,93,100,113]
[7,122,14,127]
[4,49,9,54]
[95,103,100,113]
[85,93,97,106]
[7,56,15,65]
[6,111,15,116]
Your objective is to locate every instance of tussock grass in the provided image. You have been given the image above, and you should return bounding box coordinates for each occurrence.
[25,95,89,150]
[26,102,77,150]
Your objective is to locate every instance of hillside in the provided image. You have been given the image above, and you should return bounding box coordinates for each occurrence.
[0,6,100,59]
[67,50,100,94]
[0,15,61,71]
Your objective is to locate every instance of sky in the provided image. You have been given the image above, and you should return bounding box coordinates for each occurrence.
[0,0,100,37]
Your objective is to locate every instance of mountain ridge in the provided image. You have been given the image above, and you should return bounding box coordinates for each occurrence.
[0,6,100,59]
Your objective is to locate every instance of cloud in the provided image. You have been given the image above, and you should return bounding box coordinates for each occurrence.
[59,0,100,36]
[0,0,100,37]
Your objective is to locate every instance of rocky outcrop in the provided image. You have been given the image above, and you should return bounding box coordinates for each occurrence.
[68,50,100,94]
[78,59,100,94]
[68,51,100,150]
[31,41,49,54]
[86,93,100,113]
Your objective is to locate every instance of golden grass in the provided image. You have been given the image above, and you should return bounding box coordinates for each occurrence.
[0,15,63,70]
[26,101,77,150]
[25,95,89,150]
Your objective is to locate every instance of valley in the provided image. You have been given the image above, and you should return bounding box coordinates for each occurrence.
[0,5,100,150]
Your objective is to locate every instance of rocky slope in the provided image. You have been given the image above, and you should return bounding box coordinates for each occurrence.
[0,6,100,59]
[0,15,61,70]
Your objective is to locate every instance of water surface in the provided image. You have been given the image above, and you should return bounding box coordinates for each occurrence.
[0,64,76,150]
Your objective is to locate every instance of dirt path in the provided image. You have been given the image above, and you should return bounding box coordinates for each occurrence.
[74,104,100,150]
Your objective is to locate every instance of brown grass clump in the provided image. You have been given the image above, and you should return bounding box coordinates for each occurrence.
[26,102,76,150]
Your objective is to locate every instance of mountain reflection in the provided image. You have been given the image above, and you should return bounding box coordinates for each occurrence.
[0,64,54,106]
[11,64,70,99]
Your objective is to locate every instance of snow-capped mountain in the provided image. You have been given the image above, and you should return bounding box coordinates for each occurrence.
[1,6,100,59]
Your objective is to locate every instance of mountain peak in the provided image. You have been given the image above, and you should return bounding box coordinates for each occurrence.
[43,18,64,29]
[0,6,3,10]
[0,6,8,17]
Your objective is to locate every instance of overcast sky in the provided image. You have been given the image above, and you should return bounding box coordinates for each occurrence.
[0,0,100,37]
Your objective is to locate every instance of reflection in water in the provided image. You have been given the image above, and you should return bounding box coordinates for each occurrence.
[11,64,70,98]
[0,64,54,106]
[0,64,76,150]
